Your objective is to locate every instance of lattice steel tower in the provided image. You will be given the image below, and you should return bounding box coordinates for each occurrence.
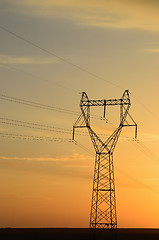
[73,90,137,229]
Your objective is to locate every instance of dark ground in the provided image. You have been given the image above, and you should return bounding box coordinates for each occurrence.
[0,228,159,240]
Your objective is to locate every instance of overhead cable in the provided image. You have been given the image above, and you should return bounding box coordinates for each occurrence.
[0,93,100,119]
[1,25,158,122]
[0,25,123,90]
[0,63,79,94]
[0,132,72,143]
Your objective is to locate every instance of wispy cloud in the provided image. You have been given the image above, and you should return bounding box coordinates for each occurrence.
[0,152,93,179]
[0,152,93,165]
[141,42,159,53]
[139,132,159,141]
[142,48,159,53]
[0,54,59,65]
[8,0,159,31]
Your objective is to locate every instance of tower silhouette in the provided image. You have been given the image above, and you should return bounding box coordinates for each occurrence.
[73,90,137,229]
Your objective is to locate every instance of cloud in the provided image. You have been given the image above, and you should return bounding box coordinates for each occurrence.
[141,42,159,53]
[143,49,159,53]
[7,0,159,31]
[0,153,92,165]
[0,152,93,179]
[0,152,93,165]
[139,132,159,141]
[0,54,59,65]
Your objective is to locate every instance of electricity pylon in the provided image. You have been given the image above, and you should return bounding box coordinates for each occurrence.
[73,90,137,229]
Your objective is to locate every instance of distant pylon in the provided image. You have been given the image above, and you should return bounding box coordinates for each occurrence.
[73,90,137,229]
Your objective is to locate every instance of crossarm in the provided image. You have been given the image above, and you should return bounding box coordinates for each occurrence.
[80,98,130,107]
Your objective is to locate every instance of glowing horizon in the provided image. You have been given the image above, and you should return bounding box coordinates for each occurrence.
[0,0,159,228]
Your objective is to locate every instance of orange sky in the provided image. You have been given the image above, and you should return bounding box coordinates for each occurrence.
[0,0,159,228]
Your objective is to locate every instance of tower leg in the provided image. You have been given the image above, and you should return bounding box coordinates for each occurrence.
[90,152,117,229]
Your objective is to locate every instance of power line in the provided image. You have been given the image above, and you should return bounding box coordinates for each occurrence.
[74,141,94,156]
[130,92,159,121]
[0,63,79,94]
[1,130,158,194]
[0,116,137,140]
[130,139,159,165]
[1,25,159,123]
[1,120,158,193]
[0,93,101,119]
[115,123,159,165]
[0,25,123,90]
[0,63,159,126]
[0,117,93,137]
[0,117,74,135]
[2,94,157,156]
[0,117,115,138]
[0,93,79,114]
[1,130,158,193]
[0,132,72,143]
[2,58,158,124]
[0,117,72,131]
[2,59,159,125]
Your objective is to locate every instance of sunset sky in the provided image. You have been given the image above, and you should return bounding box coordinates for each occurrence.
[1,0,159,228]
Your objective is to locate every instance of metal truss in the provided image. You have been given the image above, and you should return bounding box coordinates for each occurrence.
[73,90,137,229]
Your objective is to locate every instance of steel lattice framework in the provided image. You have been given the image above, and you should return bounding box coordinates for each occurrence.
[73,90,137,229]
